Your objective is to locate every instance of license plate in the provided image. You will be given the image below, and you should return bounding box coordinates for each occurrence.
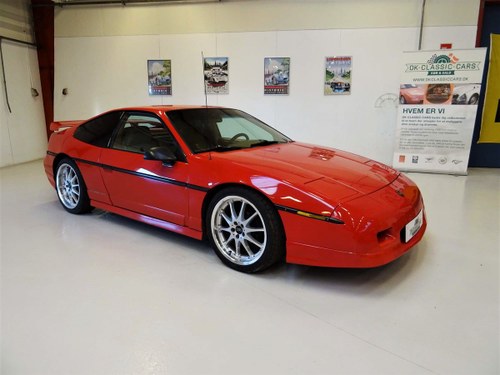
[405,210,423,243]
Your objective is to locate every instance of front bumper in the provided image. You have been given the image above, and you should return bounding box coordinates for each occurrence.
[281,174,426,268]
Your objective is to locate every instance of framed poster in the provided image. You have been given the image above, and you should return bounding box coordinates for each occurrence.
[324,56,352,95]
[148,60,172,95]
[204,57,229,94]
[264,57,290,95]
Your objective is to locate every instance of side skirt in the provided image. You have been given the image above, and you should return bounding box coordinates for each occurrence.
[91,200,204,240]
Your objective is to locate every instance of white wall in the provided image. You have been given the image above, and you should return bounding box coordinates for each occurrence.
[53,0,479,164]
[0,0,46,168]
[54,0,480,36]
[54,25,476,164]
[0,41,47,168]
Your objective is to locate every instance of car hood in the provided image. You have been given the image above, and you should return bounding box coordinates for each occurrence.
[212,142,400,201]
[402,88,424,97]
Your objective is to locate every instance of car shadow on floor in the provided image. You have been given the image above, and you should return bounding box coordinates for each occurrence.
[260,238,430,295]
[73,207,429,293]
[92,208,210,249]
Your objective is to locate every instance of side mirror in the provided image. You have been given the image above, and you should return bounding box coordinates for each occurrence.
[144,146,177,167]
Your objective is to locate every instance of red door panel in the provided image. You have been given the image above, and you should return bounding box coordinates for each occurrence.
[99,148,189,226]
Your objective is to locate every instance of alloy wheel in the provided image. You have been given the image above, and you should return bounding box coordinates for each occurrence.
[210,195,267,266]
[56,163,81,209]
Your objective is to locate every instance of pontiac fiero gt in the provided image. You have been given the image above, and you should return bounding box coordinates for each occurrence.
[44,106,426,272]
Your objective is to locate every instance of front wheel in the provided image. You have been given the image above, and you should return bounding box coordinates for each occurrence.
[55,158,92,214]
[206,187,285,273]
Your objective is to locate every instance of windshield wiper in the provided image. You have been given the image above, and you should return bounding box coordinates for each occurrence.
[201,145,245,153]
[198,140,286,153]
[249,140,282,148]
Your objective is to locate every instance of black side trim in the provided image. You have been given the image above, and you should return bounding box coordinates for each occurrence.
[75,158,101,168]
[48,152,343,224]
[275,204,344,225]
[73,157,210,193]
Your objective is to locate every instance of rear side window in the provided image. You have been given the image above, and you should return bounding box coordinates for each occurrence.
[74,111,123,147]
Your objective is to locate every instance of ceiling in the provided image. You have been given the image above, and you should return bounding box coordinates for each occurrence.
[50,0,221,5]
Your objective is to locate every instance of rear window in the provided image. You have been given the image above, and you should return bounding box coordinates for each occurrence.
[74,111,123,147]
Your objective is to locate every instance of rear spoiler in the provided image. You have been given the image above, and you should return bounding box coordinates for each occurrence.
[49,120,84,133]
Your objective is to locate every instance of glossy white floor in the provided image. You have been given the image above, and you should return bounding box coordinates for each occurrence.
[1,160,499,375]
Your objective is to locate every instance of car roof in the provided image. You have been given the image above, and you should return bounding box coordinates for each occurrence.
[114,105,220,114]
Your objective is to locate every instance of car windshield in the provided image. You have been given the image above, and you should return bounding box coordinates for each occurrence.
[166,108,292,153]
[401,84,417,89]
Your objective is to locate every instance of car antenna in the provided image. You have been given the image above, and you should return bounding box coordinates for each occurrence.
[201,51,212,160]
[201,51,208,108]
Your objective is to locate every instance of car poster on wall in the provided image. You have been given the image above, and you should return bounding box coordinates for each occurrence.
[204,57,229,94]
[148,60,172,95]
[324,56,352,95]
[264,57,290,95]
[393,48,487,175]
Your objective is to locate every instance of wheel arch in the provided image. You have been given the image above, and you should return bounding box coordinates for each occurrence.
[201,182,286,242]
[52,154,93,214]
[52,153,73,177]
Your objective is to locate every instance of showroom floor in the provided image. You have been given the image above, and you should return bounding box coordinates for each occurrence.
[1,160,498,375]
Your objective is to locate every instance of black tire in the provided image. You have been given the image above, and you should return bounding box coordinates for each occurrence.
[206,187,285,273]
[400,95,407,104]
[468,94,479,105]
[55,158,92,214]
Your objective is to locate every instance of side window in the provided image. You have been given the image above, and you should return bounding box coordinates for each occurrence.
[111,113,181,157]
[74,111,123,147]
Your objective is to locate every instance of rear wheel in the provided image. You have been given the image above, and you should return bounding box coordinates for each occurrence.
[206,187,285,273]
[55,158,92,214]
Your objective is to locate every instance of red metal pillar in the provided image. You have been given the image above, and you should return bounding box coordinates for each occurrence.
[31,0,54,139]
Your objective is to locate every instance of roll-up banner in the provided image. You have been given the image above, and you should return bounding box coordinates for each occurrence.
[393,48,487,175]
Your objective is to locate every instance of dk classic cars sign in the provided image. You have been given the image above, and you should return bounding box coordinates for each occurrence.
[394,48,487,175]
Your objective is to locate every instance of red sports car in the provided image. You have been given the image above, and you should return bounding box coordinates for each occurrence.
[44,106,426,273]
[400,84,425,104]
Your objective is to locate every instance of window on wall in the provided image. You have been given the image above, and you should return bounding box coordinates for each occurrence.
[0,1,35,43]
